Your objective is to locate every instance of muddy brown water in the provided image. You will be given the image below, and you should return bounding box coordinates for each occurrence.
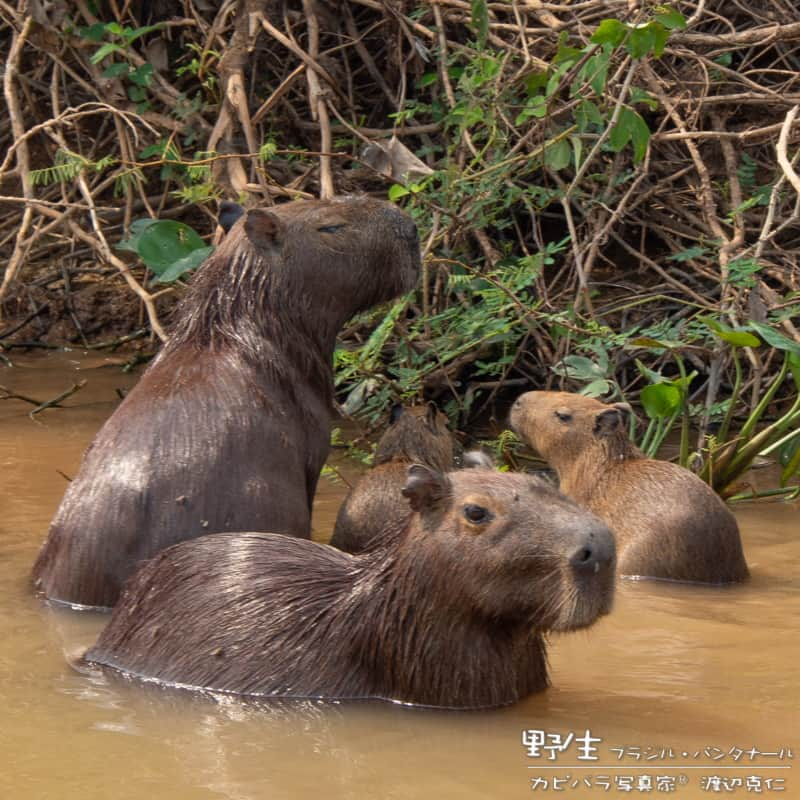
[1,352,797,799]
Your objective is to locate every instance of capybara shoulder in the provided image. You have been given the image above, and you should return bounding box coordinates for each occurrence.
[330,402,455,553]
[33,196,420,609]
[510,390,749,584]
[85,466,615,709]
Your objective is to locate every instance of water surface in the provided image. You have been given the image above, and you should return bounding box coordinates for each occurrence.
[1,352,797,798]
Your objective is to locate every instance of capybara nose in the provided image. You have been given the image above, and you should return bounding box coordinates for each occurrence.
[383,205,419,243]
[569,527,615,575]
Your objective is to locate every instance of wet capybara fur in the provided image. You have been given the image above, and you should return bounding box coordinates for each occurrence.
[510,391,749,584]
[33,196,420,609]
[84,466,615,709]
[329,402,455,553]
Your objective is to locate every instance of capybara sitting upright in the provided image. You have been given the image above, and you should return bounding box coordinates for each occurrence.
[330,402,455,553]
[33,196,420,609]
[84,466,615,708]
[510,391,749,584]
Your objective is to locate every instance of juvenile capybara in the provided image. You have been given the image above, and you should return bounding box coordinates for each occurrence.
[329,402,455,553]
[32,196,420,609]
[510,391,749,584]
[84,466,615,709]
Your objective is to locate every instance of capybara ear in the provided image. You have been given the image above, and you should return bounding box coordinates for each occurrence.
[389,404,404,424]
[612,402,634,424]
[218,201,245,233]
[244,208,284,246]
[402,464,450,512]
[425,401,439,430]
[593,407,624,437]
[463,450,495,469]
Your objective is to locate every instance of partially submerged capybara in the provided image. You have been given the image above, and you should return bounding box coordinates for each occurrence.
[330,402,455,552]
[510,391,749,584]
[33,196,420,609]
[84,467,615,709]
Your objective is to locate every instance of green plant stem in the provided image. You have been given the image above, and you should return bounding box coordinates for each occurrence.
[758,426,800,457]
[717,400,800,489]
[728,486,800,502]
[674,353,690,467]
[716,347,741,444]
[738,352,790,441]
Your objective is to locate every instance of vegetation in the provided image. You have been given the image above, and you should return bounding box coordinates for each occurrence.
[0,1,798,498]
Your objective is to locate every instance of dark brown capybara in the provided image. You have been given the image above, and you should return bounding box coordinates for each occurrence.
[84,466,615,709]
[32,196,420,609]
[329,402,455,553]
[509,391,749,584]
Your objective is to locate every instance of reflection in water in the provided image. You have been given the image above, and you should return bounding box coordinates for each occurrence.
[0,352,798,799]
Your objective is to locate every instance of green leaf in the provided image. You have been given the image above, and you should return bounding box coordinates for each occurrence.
[129,63,154,87]
[553,355,606,381]
[419,72,438,88]
[575,100,604,132]
[654,5,687,30]
[102,62,130,78]
[628,110,650,162]
[790,353,800,391]
[780,434,800,487]
[79,23,107,42]
[135,220,209,274]
[697,315,761,347]
[125,23,164,44]
[90,42,124,63]
[154,246,214,283]
[641,382,681,419]
[516,95,547,124]
[608,110,632,152]
[388,184,410,201]
[581,378,612,397]
[628,336,673,349]
[635,358,666,384]
[545,138,571,171]
[629,87,658,111]
[576,50,610,96]
[609,108,650,162]
[747,322,800,357]
[116,218,159,252]
[668,245,708,262]
[627,24,655,58]
[591,19,627,48]
[470,0,489,48]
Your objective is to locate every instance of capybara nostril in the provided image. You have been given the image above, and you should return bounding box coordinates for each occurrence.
[569,530,615,575]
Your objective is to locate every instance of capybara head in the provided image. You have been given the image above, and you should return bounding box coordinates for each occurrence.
[510,391,633,464]
[374,402,454,472]
[174,195,420,350]
[401,465,615,632]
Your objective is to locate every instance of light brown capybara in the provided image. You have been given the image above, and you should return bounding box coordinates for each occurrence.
[84,466,615,709]
[32,196,420,609]
[329,402,455,553]
[510,390,749,584]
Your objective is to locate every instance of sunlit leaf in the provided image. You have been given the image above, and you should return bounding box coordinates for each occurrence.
[641,382,681,419]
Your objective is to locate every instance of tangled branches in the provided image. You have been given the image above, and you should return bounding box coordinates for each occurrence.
[0,1,799,436]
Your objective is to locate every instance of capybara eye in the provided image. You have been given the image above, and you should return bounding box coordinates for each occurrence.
[463,504,492,524]
[318,224,346,233]
[555,408,572,422]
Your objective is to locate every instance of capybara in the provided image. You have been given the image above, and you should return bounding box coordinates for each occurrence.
[84,466,615,709]
[329,402,455,553]
[33,196,420,609]
[509,391,749,584]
